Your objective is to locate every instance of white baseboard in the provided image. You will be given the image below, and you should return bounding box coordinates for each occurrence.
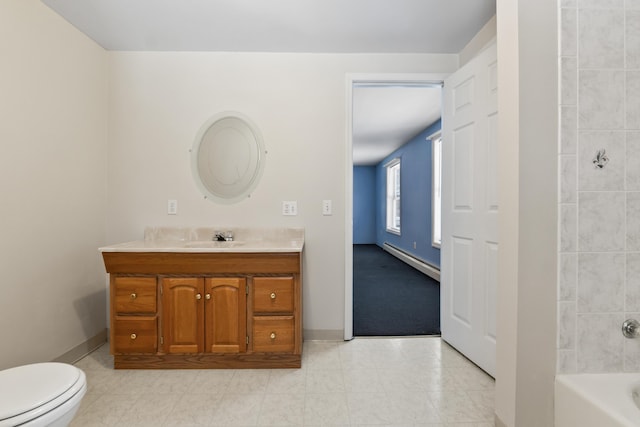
[382,242,440,282]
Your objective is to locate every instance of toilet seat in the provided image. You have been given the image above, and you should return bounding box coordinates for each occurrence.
[0,362,86,427]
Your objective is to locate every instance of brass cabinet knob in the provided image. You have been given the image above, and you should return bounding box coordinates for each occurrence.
[270,292,276,299]
[196,293,202,300]
[270,332,276,340]
[130,293,137,300]
[130,333,137,340]
[205,293,211,300]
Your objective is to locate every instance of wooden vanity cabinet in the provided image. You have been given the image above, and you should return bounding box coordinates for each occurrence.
[102,251,302,369]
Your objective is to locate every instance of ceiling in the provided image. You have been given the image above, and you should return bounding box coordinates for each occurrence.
[353,84,442,165]
[41,0,495,165]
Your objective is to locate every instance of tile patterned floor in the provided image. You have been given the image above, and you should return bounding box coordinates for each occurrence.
[70,337,495,426]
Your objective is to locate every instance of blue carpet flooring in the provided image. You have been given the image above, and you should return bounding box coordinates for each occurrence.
[353,244,440,336]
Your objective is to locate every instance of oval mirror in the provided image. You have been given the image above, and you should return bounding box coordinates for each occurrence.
[191,112,266,203]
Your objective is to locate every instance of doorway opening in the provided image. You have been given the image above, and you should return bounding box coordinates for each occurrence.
[345,74,447,339]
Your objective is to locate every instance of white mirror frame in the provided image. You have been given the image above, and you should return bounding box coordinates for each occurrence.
[191,111,266,204]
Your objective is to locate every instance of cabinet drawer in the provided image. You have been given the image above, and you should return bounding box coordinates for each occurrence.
[253,277,294,313]
[112,316,157,354]
[114,277,157,314]
[252,316,294,352]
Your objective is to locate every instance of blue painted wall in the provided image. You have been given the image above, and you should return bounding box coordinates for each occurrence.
[353,165,377,244]
[375,120,441,267]
[369,120,441,267]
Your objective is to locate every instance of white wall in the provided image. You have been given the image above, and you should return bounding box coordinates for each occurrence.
[0,0,108,369]
[107,52,458,335]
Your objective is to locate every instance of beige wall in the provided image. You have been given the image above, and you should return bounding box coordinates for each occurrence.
[106,52,458,334]
[459,15,497,67]
[0,0,108,369]
[495,0,558,426]
[495,0,520,423]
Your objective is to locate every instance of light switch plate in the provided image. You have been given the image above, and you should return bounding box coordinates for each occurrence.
[168,199,177,215]
[322,199,332,216]
[282,201,298,216]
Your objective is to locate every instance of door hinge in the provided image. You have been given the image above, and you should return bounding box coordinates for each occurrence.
[246,336,249,345]
[160,336,164,345]
[246,284,249,295]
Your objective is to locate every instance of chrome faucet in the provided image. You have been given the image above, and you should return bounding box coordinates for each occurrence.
[214,231,233,242]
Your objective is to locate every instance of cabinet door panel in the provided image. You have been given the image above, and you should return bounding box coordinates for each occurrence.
[205,278,247,353]
[163,277,203,353]
[253,276,294,313]
[114,277,156,314]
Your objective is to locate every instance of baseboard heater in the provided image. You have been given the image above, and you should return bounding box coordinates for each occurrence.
[382,242,440,282]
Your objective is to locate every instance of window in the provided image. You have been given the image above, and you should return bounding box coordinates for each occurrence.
[386,158,401,234]
[431,132,442,248]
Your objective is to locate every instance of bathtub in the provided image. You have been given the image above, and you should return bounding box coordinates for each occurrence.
[555,373,640,426]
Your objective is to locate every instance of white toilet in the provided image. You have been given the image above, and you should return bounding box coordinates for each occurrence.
[0,362,87,427]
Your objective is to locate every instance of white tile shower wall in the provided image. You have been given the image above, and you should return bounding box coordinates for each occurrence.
[558,0,640,373]
[626,133,640,189]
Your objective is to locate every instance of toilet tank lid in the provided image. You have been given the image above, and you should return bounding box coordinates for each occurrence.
[0,362,82,421]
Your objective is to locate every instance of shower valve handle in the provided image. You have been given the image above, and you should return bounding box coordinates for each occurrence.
[622,319,640,339]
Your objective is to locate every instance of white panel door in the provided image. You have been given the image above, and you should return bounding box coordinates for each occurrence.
[441,42,497,376]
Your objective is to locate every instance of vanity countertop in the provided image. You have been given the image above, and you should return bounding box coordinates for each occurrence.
[99,227,304,253]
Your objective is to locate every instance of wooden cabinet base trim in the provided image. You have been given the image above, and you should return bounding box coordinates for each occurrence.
[113,353,301,369]
[103,252,300,275]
